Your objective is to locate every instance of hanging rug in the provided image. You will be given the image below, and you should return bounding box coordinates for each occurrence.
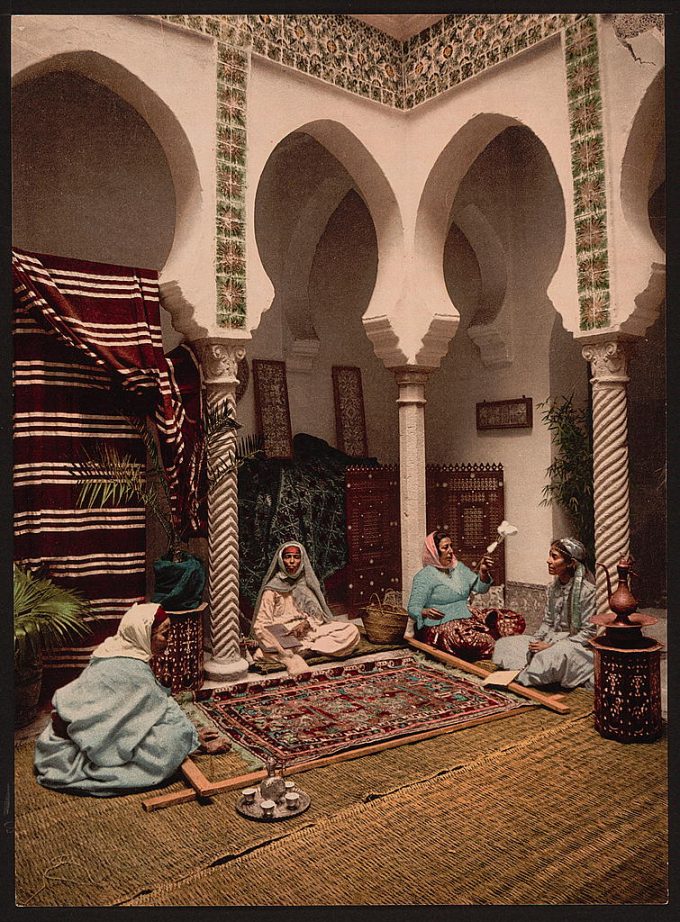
[193,654,527,766]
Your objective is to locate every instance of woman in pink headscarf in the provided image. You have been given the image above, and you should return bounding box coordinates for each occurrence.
[407,530,525,660]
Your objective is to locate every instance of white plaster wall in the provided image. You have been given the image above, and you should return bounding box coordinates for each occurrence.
[248,36,581,369]
[307,191,399,461]
[12,14,219,336]
[596,19,664,332]
[247,54,407,345]
[239,190,399,462]
[403,35,580,341]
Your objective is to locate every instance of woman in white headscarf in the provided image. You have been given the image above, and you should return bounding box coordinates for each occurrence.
[492,537,597,688]
[34,602,227,796]
[251,541,360,674]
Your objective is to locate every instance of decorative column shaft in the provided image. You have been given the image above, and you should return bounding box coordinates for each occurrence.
[195,339,249,682]
[394,369,430,607]
[582,340,633,615]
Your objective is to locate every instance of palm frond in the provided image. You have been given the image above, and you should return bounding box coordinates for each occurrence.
[72,440,177,550]
[13,565,91,669]
[205,400,242,440]
[236,432,264,459]
[74,442,146,509]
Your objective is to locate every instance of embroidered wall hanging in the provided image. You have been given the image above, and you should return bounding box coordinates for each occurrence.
[332,365,368,456]
[252,359,293,459]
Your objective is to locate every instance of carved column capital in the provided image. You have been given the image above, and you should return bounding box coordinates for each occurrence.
[393,367,432,407]
[193,338,247,387]
[582,340,632,384]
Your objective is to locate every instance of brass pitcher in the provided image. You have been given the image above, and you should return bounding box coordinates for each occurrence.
[597,555,638,620]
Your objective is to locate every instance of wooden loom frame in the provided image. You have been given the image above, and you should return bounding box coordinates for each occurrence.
[142,640,570,812]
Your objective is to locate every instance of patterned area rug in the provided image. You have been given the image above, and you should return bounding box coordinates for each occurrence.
[247,633,405,673]
[194,654,525,766]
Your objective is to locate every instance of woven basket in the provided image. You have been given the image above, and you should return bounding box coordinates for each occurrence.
[362,591,409,644]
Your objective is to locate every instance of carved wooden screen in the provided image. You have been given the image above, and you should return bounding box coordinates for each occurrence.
[345,463,505,611]
[426,463,506,587]
[345,465,401,610]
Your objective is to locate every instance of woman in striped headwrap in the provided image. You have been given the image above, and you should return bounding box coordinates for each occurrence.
[492,537,597,689]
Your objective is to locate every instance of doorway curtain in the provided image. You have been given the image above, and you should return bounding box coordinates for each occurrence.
[12,247,198,687]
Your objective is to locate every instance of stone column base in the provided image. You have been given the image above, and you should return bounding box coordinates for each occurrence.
[203,654,249,684]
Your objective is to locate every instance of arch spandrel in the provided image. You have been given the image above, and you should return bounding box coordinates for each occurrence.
[415,113,572,364]
[615,69,665,338]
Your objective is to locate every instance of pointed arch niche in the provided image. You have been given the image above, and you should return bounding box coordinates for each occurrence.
[424,122,587,586]
[249,125,400,462]
[11,16,219,340]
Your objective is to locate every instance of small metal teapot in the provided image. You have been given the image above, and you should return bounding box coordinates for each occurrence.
[597,554,638,621]
[259,757,286,803]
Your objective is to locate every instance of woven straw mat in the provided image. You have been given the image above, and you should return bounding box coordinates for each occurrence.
[14,685,595,907]
[128,715,667,906]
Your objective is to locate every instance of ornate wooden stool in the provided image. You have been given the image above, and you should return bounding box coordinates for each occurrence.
[153,602,207,693]
[590,616,663,743]
[591,556,663,743]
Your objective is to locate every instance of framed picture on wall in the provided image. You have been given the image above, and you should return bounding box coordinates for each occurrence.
[252,359,293,458]
[332,365,368,457]
[476,396,533,431]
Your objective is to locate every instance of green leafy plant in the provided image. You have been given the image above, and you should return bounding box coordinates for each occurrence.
[538,394,595,568]
[73,401,258,562]
[14,564,91,672]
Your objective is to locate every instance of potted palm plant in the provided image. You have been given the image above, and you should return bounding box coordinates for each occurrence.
[538,394,595,568]
[14,564,91,727]
[73,401,246,611]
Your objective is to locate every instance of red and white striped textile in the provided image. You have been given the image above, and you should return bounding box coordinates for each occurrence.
[12,248,197,684]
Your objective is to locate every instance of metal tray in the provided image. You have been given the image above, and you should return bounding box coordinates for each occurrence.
[235,788,311,822]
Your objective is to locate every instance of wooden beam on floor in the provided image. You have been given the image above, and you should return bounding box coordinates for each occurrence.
[407,638,571,714]
[142,706,528,812]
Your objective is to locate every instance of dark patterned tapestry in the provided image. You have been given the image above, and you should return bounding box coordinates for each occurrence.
[345,464,401,610]
[12,248,195,684]
[332,365,368,456]
[238,434,376,618]
[345,463,506,610]
[426,464,506,586]
[252,359,293,459]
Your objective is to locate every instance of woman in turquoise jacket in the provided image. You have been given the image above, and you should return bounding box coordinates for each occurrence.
[407,530,525,660]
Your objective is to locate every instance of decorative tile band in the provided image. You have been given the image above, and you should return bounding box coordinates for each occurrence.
[161,14,250,328]
[404,12,585,106]
[163,13,591,111]
[564,15,611,330]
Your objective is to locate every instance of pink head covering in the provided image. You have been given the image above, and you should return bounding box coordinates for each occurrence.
[422,531,458,569]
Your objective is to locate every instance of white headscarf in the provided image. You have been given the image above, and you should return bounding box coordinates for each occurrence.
[250,541,333,636]
[92,602,164,663]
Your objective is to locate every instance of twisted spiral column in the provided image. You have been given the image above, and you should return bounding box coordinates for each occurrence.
[582,340,633,615]
[195,338,249,682]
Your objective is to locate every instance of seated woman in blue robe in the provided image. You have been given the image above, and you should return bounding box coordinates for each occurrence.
[492,537,596,689]
[34,602,227,796]
[407,530,525,660]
